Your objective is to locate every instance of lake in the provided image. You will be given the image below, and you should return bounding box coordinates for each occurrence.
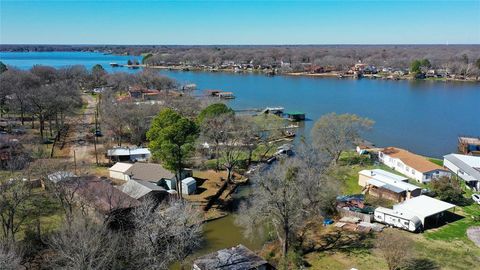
[2,51,478,158]
[1,51,479,260]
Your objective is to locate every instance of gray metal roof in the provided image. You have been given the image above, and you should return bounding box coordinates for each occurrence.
[444,154,480,181]
[193,245,270,270]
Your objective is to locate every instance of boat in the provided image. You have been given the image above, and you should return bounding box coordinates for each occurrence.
[110,62,119,67]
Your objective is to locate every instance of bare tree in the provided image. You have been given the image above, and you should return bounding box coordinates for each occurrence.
[0,179,33,242]
[131,199,202,270]
[376,230,412,270]
[47,215,121,270]
[0,240,22,270]
[311,113,374,164]
[217,116,249,183]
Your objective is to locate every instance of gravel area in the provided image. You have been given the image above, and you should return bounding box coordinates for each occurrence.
[467,226,480,247]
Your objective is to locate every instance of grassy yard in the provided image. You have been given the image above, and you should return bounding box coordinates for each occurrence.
[309,151,480,269]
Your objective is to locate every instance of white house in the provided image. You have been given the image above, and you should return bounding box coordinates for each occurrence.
[106,147,151,162]
[378,147,450,183]
[443,154,480,191]
[108,162,133,181]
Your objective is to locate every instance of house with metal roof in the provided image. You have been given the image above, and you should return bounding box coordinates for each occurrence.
[359,169,421,202]
[378,147,450,183]
[106,147,151,162]
[443,153,480,191]
[193,244,275,270]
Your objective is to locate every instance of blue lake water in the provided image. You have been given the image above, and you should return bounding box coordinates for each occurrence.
[1,52,479,158]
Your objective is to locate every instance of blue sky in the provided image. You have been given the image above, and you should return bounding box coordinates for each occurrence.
[1,0,479,45]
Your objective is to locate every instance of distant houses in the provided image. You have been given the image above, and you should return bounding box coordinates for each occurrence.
[193,244,275,270]
[358,169,421,202]
[378,147,450,183]
[443,154,480,191]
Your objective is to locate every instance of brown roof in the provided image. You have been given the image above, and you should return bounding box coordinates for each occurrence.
[68,176,139,214]
[381,147,446,173]
[125,163,175,182]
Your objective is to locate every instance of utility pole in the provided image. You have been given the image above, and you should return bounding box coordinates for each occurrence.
[73,150,77,175]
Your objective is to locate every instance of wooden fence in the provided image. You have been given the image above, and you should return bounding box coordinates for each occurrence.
[336,207,373,223]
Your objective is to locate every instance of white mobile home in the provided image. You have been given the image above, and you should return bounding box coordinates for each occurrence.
[375,195,456,232]
[374,207,422,232]
[443,154,480,191]
[378,147,450,183]
[107,147,151,162]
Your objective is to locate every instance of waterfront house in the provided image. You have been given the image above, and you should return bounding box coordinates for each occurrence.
[106,147,151,162]
[378,147,450,183]
[443,153,480,191]
[358,169,421,202]
[193,244,275,270]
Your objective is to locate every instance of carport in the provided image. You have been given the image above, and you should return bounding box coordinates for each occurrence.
[393,195,456,229]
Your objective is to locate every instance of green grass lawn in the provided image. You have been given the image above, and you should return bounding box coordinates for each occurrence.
[425,203,480,242]
[314,151,480,269]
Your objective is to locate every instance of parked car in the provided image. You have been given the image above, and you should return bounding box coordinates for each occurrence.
[472,194,480,204]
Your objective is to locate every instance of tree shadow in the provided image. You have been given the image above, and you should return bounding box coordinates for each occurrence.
[302,229,374,255]
[403,258,440,270]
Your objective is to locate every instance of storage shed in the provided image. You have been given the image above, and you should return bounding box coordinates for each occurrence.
[181,177,196,195]
[108,162,133,181]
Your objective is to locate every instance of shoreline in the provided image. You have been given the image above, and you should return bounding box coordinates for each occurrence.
[123,64,480,83]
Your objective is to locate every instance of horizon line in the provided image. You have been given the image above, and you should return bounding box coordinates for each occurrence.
[1,43,480,47]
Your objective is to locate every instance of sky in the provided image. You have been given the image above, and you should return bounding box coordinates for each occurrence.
[1,0,479,45]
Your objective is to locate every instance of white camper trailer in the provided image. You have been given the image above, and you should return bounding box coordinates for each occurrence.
[374,207,422,232]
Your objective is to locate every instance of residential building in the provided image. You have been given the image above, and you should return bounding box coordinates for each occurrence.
[358,169,421,202]
[118,179,169,201]
[378,147,450,183]
[106,147,151,162]
[193,244,275,270]
[109,162,193,191]
[443,154,480,191]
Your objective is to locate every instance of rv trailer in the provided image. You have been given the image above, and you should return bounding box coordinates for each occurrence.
[374,207,422,232]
